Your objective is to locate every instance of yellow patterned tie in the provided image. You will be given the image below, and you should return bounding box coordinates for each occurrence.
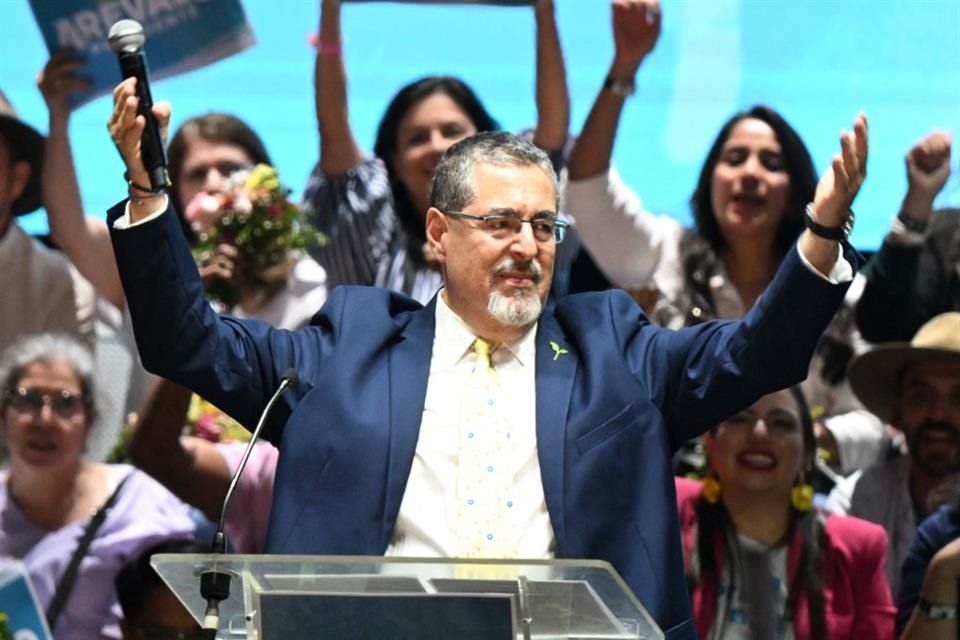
[453,338,518,559]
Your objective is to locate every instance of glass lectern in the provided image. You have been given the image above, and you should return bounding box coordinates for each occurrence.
[152,555,664,639]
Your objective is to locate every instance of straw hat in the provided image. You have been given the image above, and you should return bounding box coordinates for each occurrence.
[848,312,960,423]
[0,90,45,215]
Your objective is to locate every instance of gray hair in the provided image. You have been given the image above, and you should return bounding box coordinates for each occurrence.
[0,332,97,420]
[430,132,559,213]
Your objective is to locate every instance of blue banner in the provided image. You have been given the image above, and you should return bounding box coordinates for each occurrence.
[29,0,255,107]
[0,562,51,640]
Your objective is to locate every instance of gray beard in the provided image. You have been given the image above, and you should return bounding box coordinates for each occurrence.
[487,289,542,327]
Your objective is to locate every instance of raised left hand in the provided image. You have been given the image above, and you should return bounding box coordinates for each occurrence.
[810,112,868,228]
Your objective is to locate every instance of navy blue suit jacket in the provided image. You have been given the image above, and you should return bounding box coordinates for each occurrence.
[109,203,856,639]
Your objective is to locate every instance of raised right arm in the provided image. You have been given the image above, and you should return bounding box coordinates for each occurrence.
[562,0,673,288]
[106,78,300,428]
[316,0,362,176]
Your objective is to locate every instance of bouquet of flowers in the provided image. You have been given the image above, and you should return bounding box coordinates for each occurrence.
[184,164,324,308]
[185,395,251,443]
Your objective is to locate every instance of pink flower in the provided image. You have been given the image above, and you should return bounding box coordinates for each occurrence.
[184,191,224,234]
[233,193,253,216]
[193,413,223,442]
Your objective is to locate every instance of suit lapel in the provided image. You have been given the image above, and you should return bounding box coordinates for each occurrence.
[383,297,437,542]
[535,311,577,551]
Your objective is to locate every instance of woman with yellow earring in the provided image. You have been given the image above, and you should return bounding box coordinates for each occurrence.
[675,386,896,639]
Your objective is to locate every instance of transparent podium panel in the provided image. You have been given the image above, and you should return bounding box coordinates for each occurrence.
[152,554,664,640]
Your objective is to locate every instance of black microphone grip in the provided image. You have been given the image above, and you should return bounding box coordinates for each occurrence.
[117,50,171,192]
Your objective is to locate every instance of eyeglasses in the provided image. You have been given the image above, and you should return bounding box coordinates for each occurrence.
[442,211,568,244]
[4,387,86,418]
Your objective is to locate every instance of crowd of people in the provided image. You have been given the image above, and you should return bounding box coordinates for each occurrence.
[0,0,956,639]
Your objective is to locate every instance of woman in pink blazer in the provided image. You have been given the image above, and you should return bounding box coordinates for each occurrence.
[675,387,895,639]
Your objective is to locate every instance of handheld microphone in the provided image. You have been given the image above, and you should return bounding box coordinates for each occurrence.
[199,368,299,630]
[107,19,171,192]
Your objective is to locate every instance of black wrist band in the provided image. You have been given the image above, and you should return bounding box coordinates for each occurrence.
[896,209,930,234]
[124,171,165,195]
[804,203,854,241]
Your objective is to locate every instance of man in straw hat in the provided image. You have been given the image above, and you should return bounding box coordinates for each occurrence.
[826,311,960,590]
[0,89,92,352]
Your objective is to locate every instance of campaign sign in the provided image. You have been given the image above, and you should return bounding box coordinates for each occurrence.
[29,0,256,107]
[0,562,51,640]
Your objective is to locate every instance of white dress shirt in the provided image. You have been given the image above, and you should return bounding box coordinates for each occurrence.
[385,291,555,558]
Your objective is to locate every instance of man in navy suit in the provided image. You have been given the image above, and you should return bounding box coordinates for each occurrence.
[107,77,867,639]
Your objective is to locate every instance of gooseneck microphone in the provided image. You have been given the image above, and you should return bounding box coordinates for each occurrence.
[199,368,299,630]
[107,19,171,192]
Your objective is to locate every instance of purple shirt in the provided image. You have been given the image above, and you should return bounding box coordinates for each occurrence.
[0,465,197,639]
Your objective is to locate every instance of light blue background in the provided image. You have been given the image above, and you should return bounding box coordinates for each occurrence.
[3,0,959,249]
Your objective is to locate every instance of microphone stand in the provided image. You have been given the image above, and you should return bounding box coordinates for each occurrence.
[200,370,297,630]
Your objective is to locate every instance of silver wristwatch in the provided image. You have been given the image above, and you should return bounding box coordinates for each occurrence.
[919,597,957,620]
[603,76,636,98]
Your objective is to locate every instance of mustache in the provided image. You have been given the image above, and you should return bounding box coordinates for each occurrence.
[914,421,960,443]
[492,258,543,283]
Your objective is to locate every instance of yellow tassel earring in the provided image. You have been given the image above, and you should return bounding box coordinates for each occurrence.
[702,475,721,504]
[790,481,814,512]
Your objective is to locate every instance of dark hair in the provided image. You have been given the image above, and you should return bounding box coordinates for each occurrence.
[690,105,817,259]
[167,113,272,243]
[431,131,558,214]
[373,76,499,255]
[693,386,825,638]
[115,539,207,621]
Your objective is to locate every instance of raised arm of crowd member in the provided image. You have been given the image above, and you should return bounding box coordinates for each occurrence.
[897,502,960,638]
[127,376,278,553]
[856,130,954,343]
[900,527,960,639]
[0,86,95,352]
[306,0,571,302]
[39,50,126,312]
[566,0,659,182]
[127,379,228,523]
[314,0,361,177]
[564,0,868,323]
[530,0,570,153]
[107,70,866,635]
